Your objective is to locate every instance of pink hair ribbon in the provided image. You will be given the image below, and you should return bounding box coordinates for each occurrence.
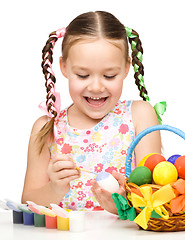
[39,91,61,139]
[50,27,66,39]
[56,28,66,38]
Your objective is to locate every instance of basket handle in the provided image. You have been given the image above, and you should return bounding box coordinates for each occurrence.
[125,125,185,177]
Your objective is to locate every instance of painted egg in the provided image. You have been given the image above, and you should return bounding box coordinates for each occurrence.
[167,154,181,165]
[153,161,178,185]
[174,156,185,179]
[144,154,166,172]
[128,166,152,186]
[96,172,119,193]
[138,153,157,167]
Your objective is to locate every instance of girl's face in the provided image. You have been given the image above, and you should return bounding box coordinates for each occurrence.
[60,39,130,125]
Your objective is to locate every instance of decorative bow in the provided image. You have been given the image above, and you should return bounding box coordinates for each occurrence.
[154,101,167,125]
[171,179,185,213]
[112,193,136,221]
[38,91,61,139]
[131,184,175,229]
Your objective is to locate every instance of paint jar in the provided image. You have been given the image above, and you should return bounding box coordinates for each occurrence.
[45,215,57,229]
[69,211,85,232]
[57,209,71,231]
[23,212,34,225]
[57,216,69,230]
[34,213,45,227]
[12,210,23,224]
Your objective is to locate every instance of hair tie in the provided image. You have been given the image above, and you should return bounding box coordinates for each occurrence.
[56,27,66,38]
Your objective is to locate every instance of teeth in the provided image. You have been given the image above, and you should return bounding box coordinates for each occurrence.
[89,97,102,100]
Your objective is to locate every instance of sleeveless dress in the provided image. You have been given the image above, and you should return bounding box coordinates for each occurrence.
[49,100,136,210]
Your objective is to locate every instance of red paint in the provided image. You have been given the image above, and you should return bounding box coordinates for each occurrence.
[45,215,57,229]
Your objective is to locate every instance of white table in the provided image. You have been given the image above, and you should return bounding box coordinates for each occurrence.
[0,210,184,240]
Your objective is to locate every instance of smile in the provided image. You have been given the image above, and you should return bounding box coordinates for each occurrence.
[84,96,108,107]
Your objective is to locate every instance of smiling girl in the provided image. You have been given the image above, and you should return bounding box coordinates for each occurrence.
[21,11,161,214]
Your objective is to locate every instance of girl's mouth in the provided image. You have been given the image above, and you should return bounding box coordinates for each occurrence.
[84,96,108,107]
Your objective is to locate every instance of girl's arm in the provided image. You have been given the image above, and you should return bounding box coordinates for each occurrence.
[132,100,162,166]
[21,116,80,207]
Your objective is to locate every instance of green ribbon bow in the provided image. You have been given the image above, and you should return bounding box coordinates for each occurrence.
[112,193,136,221]
[154,101,167,125]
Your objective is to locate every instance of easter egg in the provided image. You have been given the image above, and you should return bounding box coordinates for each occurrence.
[144,154,166,172]
[174,156,185,179]
[167,154,181,165]
[153,161,178,185]
[128,166,152,186]
[138,153,157,167]
[96,172,119,193]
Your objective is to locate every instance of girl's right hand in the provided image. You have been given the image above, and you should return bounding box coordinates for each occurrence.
[47,154,80,195]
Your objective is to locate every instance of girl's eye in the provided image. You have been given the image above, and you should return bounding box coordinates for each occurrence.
[104,75,117,79]
[77,74,89,79]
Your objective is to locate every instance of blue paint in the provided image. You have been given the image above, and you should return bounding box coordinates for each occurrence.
[23,212,34,225]
[96,172,110,181]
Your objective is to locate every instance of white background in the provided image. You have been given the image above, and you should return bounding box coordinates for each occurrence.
[0,0,185,203]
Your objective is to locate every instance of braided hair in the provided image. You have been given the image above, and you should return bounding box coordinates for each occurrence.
[37,11,149,153]
[125,27,149,102]
[37,29,65,152]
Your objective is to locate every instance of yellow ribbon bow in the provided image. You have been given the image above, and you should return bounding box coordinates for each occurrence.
[131,184,175,229]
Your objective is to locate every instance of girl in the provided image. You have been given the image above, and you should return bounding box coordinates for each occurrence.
[21,11,161,214]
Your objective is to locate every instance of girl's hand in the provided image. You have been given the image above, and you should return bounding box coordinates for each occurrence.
[47,154,80,195]
[91,171,125,214]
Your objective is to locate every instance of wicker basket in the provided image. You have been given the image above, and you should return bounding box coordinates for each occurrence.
[125,125,185,232]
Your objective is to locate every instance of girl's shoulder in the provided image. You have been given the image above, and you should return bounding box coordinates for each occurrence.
[131,100,156,117]
[31,115,49,134]
[131,100,159,133]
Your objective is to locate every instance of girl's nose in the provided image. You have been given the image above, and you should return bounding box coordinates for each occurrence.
[87,78,105,92]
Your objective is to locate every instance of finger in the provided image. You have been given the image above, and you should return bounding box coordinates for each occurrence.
[91,186,114,210]
[56,169,80,180]
[112,171,125,187]
[91,181,112,201]
[52,160,77,172]
[59,173,80,184]
[51,154,73,164]
[90,179,100,189]
[91,187,104,205]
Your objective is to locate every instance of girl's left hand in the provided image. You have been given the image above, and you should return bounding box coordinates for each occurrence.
[91,170,125,214]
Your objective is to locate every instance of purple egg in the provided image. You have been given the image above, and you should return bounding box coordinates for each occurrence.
[167,154,181,165]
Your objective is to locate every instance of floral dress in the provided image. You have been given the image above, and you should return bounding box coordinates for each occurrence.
[49,100,136,210]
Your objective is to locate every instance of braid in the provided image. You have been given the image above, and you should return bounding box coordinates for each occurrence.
[37,28,66,153]
[125,27,149,102]
[41,31,58,119]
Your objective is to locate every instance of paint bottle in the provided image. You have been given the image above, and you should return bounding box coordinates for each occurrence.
[12,210,23,224]
[69,211,85,232]
[34,213,45,227]
[23,211,34,225]
[6,200,23,224]
[45,215,57,229]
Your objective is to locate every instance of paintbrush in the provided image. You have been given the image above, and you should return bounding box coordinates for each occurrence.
[76,167,97,175]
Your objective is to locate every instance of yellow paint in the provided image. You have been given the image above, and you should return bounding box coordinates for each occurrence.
[57,209,71,231]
